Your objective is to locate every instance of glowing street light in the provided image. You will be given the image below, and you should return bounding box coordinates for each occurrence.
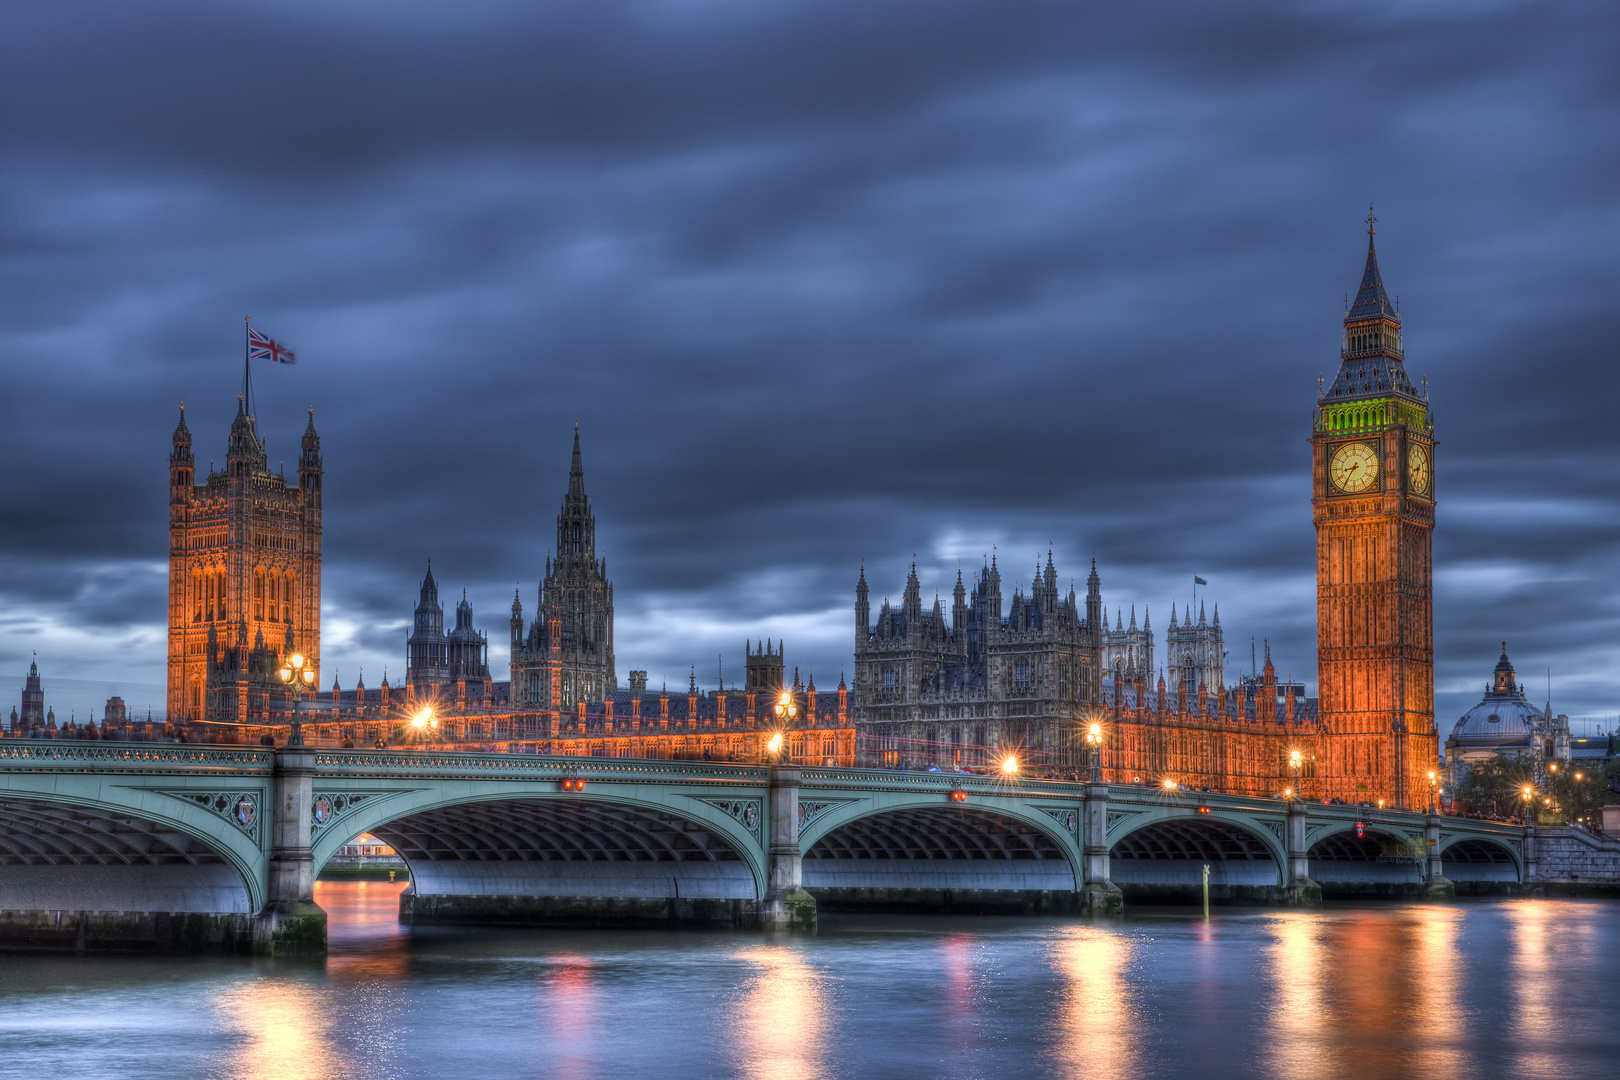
[1162,777,1178,791]
[773,690,798,723]
[1289,750,1302,800]
[1427,770,1437,815]
[277,653,317,747]
[767,732,784,762]
[1001,755,1019,776]
[1084,722,1104,783]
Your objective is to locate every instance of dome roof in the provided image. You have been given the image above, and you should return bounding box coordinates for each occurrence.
[1450,694,1542,749]
[1448,645,1542,750]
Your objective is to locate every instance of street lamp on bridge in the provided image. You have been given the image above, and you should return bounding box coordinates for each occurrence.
[1289,750,1302,800]
[277,654,316,747]
[1085,723,1104,783]
[411,707,439,749]
[1428,770,1437,815]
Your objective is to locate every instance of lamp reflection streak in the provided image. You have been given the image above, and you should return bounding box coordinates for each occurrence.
[1409,907,1465,1076]
[1050,926,1136,1080]
[734,947,828,1080]
[1265,912,1333,1080]
[543,956,600,1080]
[214,978,337,1080]
[1508,902,1558,1076]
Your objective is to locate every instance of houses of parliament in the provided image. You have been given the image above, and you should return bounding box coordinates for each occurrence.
[148,224,1442,808]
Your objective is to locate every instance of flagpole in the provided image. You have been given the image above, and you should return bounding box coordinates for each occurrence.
[243,315,252,417]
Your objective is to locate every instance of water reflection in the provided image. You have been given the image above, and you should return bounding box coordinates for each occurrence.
[1266,907,1469,1080]
[1049,926,1136,1080]
[1264,912,1332,1080]
[733,946,828,1080]
[212,977,338,1080]
[1508,901,1559,1076]
[542,955,601,1080]
[318,879,410,980]
[1408,906,1465,1076]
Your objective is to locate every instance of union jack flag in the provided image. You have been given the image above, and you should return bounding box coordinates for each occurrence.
[248,327,296,365]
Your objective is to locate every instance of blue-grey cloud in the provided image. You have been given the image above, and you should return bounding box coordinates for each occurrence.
[1,0,1618,731]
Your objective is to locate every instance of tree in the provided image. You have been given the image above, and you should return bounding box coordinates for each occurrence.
[1454,755,1535,820]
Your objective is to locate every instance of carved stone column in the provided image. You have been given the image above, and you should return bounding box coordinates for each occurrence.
[1079,781,1123,915]
[1283,800,1322,906]
[1421,814,1455,899]
[254,745,327,954]
[761,764,816,930]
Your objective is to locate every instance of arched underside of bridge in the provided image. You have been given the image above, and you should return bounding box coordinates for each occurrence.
[1440,838,1520,883]
[1108,819,1281,895]
[801,807,1076,913]
[0,796,251,913]
[370,798,759,928]
[0,795,256,953]
[1308,830,1427,887]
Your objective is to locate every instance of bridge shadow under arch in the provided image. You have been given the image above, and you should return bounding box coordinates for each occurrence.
[1440,837,1520,883]
[801,805,1078,913]
[1108,817,1282,896]
[1308,827,1427,889]
[0,794,254,949]
[360,796,760,927]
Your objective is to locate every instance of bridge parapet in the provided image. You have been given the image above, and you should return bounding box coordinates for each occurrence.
[0,741,272,774]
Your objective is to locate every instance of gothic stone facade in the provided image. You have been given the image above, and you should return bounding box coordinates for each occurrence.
[406,564,494,709]
[166,398,322,726]
[853,554,1105,767]
[509,428,617,711]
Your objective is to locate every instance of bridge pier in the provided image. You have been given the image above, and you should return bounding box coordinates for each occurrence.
[762,764,816,931]
[1522,823,1542,894]
[1284,801,1322,906]
[1079,782,1123,915]
[253,746,327,955]
[1421,814,1456,899]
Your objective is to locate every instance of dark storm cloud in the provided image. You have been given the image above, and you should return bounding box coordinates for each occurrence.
[2,0,1618,727]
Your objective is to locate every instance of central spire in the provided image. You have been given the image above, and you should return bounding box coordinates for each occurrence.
[1347,205,1398,324]
[569,420,585,498]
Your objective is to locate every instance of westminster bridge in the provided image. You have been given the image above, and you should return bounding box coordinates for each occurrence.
[0,741,1598,954]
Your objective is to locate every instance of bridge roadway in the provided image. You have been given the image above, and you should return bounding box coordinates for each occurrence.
[0,741,1537,954]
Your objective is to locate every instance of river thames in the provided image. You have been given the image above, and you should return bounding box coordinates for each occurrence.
[1,882,1614,1079]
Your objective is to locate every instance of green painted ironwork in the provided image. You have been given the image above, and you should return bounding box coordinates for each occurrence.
[1316,397,1431,434]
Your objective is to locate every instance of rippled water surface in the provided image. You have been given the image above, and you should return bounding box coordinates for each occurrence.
[1,882,1615,1079]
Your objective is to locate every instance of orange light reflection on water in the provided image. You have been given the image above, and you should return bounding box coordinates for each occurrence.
[316,878,411,980]
[733,946,828,1080]
[213,977,337,1080]
[1050,926,1136,1080]
[1265,912,1331,1080]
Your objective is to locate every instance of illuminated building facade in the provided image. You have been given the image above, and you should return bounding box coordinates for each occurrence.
[1311,217,1439,807]
[166,397,323,725]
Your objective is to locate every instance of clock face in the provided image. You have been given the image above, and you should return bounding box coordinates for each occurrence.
[1329,442,1379,494]
[1407,444,1431,496]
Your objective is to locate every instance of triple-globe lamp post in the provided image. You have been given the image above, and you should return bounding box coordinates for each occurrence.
[1084,722,1104,783]
[769,689,797,763]
[277,653,317,747]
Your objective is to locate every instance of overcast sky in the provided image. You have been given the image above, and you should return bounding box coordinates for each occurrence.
[2,0,1617,729]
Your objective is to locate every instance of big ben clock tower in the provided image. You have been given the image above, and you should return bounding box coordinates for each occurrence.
[1312,211,1438,809]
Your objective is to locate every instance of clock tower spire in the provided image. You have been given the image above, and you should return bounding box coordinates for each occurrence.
[1312,210,1438,809]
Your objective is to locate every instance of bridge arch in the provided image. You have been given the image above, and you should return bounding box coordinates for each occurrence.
[315,787,768,912]
[0,789,263,914]
[1436,834,1522,883]
[1107,812,1285,888]
[798,798,1080,894]
[1306,825,1429,887]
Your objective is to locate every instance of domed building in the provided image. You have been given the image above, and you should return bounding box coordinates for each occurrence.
[1445,644,1569,786]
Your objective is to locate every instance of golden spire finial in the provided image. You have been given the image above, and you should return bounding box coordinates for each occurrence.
[1365,203,1378,235]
